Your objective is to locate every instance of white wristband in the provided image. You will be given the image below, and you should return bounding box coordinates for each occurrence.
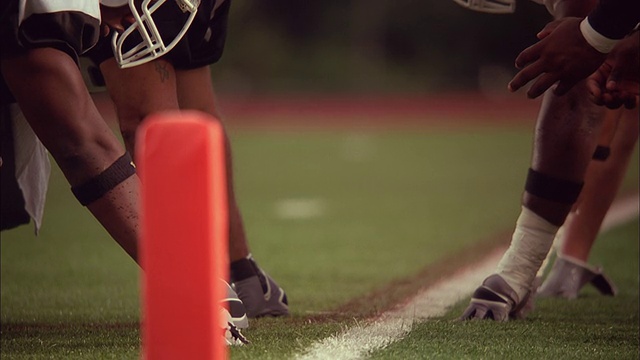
[579,17,620,54]
[100,0,129,7]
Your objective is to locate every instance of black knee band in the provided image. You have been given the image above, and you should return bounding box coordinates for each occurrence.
[592,145,611,161]
[71,152,136,206]
[525,168,583,204]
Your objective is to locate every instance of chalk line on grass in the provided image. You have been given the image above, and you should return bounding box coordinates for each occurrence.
[294,194,639,360]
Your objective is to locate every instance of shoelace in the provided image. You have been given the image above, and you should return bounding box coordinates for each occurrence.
[228,322,250,345]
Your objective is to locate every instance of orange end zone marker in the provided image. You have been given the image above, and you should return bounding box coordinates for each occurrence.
[137,111,228,360]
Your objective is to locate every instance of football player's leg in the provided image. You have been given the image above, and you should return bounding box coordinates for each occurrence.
[174,65,249,263]
[97,59,252,343]
[515,84,605,304]
[1,48,140,262]
[559,108,638,261]
[461,0,613,321]
[539,107,638,298]
[462,83,606,321]
[175,66,289,317]
[98,58,181,154]
[100,61,246,261]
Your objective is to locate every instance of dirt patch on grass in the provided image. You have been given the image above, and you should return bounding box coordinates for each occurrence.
[327,231,511,319]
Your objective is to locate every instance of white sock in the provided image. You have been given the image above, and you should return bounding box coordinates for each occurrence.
[496,206,559,302]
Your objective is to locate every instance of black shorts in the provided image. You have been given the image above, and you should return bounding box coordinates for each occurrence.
[0,0,101,65]
[85,0,231,70]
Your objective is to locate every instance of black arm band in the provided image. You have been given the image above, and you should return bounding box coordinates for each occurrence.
[525,168,584,204]
[71,152,136,206]
[592,146,611,161]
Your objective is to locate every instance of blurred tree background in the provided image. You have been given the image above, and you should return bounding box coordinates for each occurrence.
[213,0,551,95]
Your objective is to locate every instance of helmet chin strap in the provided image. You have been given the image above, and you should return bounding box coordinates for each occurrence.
[451,0,516,14]
[112,0,199,68]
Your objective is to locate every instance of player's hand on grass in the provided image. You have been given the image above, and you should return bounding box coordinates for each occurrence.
[459,274,521,322]
[460,299,511,322]
[508,18,606,99]
[460,274,538,322]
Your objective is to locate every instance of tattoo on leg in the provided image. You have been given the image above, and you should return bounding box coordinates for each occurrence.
[154,62,170,82]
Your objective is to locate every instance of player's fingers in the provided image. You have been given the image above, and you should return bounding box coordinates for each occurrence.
[508,61,546,92]
[590,70,607,87]
[605,80,618,91]
[587,88,604,106]
[514,42,543,70]
[124,15,135,26]
[459,307,475,321]
[536,20,562,40]
[101,24,111,37]
[606,64,622,85]
[603,93,624,109]
[473,307,488,320]
[594,62,613,89]
[492,309,509,322]
[586,76,603,100]
[527,72,559,98]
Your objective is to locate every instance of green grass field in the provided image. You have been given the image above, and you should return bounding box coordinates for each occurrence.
[1,121,638,359]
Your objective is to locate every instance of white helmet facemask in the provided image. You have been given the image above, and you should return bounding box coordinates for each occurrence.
[452,0,516,14]
[112,0,200,68]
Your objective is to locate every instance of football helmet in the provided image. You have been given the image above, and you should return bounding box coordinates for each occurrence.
[111,0,200,68]
[452,0,516,14]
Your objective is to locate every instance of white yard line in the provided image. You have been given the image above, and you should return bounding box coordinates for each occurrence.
[294,194,639,360]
